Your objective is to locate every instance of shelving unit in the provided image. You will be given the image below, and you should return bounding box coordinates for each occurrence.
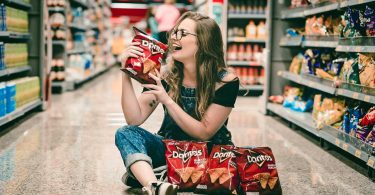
[0,0,49,128]
[225,0,271,97]
[266,0,375,178]
[0,66,31,78]
[50,0,114,94]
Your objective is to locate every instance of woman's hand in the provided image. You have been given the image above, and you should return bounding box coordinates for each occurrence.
[142,69,173,105]
[119,42,144,68]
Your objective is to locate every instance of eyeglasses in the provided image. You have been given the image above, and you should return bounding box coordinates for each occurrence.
[170,29,197,40]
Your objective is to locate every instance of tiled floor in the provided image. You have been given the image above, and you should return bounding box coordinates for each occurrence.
[0,68,374,195]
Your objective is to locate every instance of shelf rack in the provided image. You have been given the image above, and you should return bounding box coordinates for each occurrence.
[266,0,375,178]
[0,0,49,128]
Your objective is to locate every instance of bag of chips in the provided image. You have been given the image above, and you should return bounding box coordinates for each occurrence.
[196,145,239,194]
[121,27,168,84]
[235,147,282,195]
[163,140,208,191]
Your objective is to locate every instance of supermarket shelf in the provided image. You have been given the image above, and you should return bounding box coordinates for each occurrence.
[279,36,303,47]
[68,24,86,31]
[267,103,375,168]
[228,14,267,19]
[281,2,339,19]
[240,85,264,91]
[69,0,88,9]
[368,156,375,169]
[0,32,30,40]
[0,66,31,79]
[303,2,339,17]
[336,37,375,53]
[227,37,266,43]
[340,0,375,8]
[0,99,42,127]
[4,0,32,10]
[336,88,375,104]
[267,103,320,137]
[336,45,375,53]
[320,125,371,163]
[281,7,306,19]
[278,71,336,95]
[48,7,66,13]
[302,40,338,48]
[52,40,65,47]
[227,61,262,67]
[280,36,339,48]
[67,49,89,55]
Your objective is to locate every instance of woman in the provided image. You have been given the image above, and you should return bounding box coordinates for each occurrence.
[115,12,239,195]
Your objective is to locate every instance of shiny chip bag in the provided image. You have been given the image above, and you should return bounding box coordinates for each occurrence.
[121,27,167,84]
[163,140,208,191]
[196,145,239,195]
[235,147,282,195]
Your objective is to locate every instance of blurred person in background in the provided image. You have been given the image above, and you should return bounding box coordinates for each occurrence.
[146,6,159,40]
[155,0,181,44]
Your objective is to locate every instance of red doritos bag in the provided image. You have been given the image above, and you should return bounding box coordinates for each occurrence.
[196,145,239,195]
[121,27,167,84]
[235,147,282,195]
[163,140,208,191]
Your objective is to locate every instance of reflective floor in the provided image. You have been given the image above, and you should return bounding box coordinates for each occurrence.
[0,68,374,195]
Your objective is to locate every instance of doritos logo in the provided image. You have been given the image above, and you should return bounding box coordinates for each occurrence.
[172,146,203,163]
[212,147,236,164]
[247,154,273,167]
[142,39,165,55]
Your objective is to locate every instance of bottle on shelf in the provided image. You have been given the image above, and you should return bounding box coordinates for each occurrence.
[238,44,245,61]
[246,20,257,39]
[244,44,253,61]
[257,21,267,40]
[247,1,254,14]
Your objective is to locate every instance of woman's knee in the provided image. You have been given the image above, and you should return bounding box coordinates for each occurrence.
[115,125,143,146]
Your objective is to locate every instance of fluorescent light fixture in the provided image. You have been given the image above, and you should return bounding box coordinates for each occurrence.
[111,3,148,9]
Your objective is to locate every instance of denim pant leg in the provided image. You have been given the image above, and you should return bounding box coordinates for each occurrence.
[115,125,166,177]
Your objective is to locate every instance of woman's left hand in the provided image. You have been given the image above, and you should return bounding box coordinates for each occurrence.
[142,69,173,105]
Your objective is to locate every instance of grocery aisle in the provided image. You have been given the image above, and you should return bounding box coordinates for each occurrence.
[0,69,373,194]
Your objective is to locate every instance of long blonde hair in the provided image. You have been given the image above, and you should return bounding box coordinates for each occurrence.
[164,12,227,119]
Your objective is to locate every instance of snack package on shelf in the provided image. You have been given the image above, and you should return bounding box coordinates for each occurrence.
[163,140,208,192]
[289,53,304,74]
[282,87,303,108]
[196,145,239,195]
[313,95,346,129]
[356,107,375,141]
[268,86,293,104]
[364,6,375,36]
[358,54,375,88]
[121,27,167,84]
[340,104,367,135]
[235,147,282,194]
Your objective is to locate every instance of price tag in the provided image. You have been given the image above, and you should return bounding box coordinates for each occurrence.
[354,150,361,158]
[358,0,364,4]
[277,71,282,76]
[335,139,340,146]
[355,47,361,53]
[309,81,315,88]
[342,143,349,151]
[368,158,375,167]
[352,93,359,99]
[364,95,371,102]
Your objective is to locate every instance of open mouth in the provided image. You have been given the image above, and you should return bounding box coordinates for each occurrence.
[171,43,182,51]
